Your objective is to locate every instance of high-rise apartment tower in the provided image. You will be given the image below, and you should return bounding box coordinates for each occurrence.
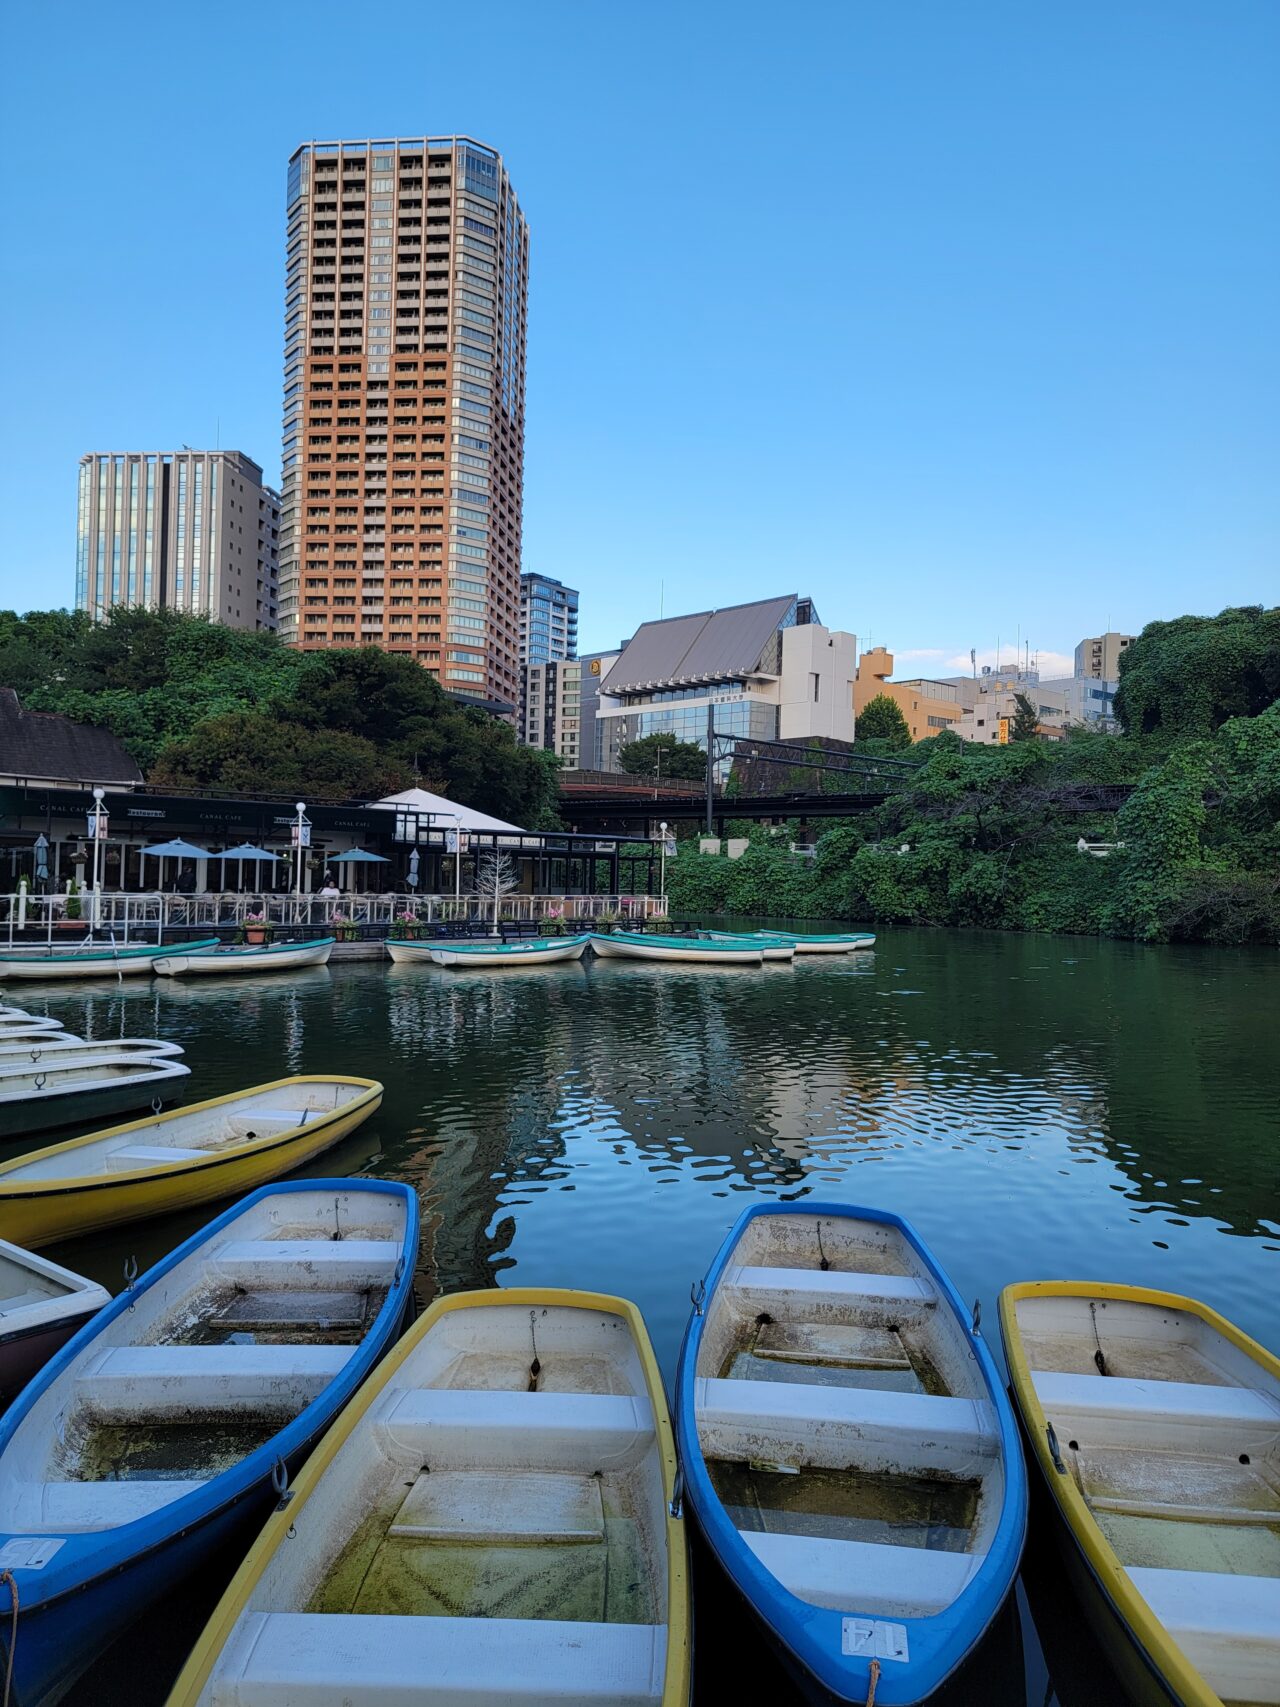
[76,450,279,630]
[278,137,529,709]
[519,573,579,665]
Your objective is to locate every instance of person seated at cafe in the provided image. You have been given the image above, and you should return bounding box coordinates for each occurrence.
[174,864,197,895]
[318,874,340,899]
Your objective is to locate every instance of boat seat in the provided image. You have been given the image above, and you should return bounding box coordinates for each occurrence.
[211,1240,400,1290]
[24,1477,205,1532]
[388,1469,606,1546]
[696,1376,996,1476]
[206,1613,668,1707]
[76,1344,352,1417]
[1127,1568,1280,1707]
[1033,1371,1280,1449]
[742,1530,984,1617]
[222,1112,318,1139]
[104,1143,212,1171]
[723,1265,936,1324]
[376,1387,656,1472]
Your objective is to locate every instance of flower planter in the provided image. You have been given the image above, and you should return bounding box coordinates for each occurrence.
[244,927,267,945]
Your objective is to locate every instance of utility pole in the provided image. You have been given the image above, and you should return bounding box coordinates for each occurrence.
[705,705,715,836]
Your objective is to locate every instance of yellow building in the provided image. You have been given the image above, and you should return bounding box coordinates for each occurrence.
[853,647,969,741]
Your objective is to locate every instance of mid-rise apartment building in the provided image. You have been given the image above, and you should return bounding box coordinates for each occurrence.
[76,451,279,630]
[1076,631,1136,679]
[520,573,578,665]
[277,136,529,710]
[520,657,582,766]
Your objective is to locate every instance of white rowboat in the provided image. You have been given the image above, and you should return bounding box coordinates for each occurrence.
[0,1036,184,1069]
[701,931,795,961]
[0,938,219,981]
[0,1055,191,1137]
[152,938,335,977]
[0,1238,110,1408]
[388,935,591,968]
[590,931,763,966]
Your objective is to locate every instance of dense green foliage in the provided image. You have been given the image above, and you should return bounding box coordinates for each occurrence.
[1,608,561,823]
[618,732,707,778]
[671,608,1280,945]
[854,693,911,747]
[1010,693,1039,741]
[1114,606,1280,738]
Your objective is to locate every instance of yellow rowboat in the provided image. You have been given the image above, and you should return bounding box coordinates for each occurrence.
[0,1076,383,1248]
[1000,1281,1280,1707]
[165,1286,692,1707]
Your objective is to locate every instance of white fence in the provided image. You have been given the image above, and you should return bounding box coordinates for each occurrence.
[2,890,668,945]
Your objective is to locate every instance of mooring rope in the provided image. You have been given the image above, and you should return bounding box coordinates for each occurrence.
[1,1568,18,1707]
[864,1656,881,1706]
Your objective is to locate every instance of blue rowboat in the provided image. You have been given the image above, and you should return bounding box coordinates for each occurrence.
[676,1203,1026,1704]
[590,930,764,965]
[0,938,220,981]
[0,1177,418,1707]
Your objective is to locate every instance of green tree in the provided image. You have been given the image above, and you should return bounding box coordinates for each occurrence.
[618,733,707,779]
[1010,693,1039,742]
[149,712,407,800]
[855,694,911,748]
[1114,606,1280,740]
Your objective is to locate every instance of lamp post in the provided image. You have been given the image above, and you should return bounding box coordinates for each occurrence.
[292,802,309,902]
[658,820,669,909]
[90,788,107,931]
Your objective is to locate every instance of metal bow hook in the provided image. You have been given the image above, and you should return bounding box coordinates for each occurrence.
[690,1278,706,1317]
[1046,1421,1067,1475]
[123,1255,139,1290]
[271,1457,295,1510]
[971,1298,982,1337]
[28,1045,41,1062]
[669,1464,685,1520]
[151,1096,164,1116]
[34,1072,46,1092]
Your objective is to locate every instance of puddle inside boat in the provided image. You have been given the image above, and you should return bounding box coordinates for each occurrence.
[707,1459,980,1550]
[66,1417,282,1481]
[308,1470,656,1623]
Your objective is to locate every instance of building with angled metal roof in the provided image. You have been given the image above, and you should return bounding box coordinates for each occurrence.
[593,594,856,773]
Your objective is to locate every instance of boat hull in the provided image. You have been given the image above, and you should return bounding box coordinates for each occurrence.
[0,1313,99,1411]
[0,939,219,980]
[389,935,590,967]
[0,1059,191,1138]
[703,933,795,961]
[0,1037,183,1066]
[591,931,763,964]
[151,939,334,976]
[0,1180,418,1707]
[999,1280,1280,1707]
[0,1076,383,1246]
[677,1203,1027,1704]
[165,1285,691,1707]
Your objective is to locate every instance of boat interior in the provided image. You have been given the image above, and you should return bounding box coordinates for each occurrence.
[0,1187,406,1535]
[693,1213,1004,1622]
[0,1246,82,1312]
[1015,1291,1280,1707]
[197,1300,673,1707]
[2,1080,367,1181]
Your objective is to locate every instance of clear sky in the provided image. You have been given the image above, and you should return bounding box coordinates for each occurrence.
[1,1,1275,677]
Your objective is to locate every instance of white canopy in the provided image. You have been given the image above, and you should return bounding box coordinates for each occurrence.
[366,787,523,835]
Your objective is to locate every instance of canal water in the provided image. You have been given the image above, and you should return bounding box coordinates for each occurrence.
[10,926,1277,1705]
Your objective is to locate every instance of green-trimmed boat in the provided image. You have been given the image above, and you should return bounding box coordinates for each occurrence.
[0,939,219,981]
[591,930,763,965]
[750,930,875,955]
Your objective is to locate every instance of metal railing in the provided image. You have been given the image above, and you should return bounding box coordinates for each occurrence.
[1,890,668,946]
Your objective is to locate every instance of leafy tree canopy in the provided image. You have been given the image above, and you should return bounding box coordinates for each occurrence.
[1114,606,1280,740]
[855,693,912,748]
[618,732,707,779]
[1010,692,1039,742]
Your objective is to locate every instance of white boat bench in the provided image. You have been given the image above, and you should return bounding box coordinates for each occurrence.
[76,1343,352,1418]
[1032,1371,1280,1451]
[723,1265,937,1324]
[742,1529,984,1617]
[1127,1567,1280,1707]
[696,1376,996,1475]
[207,1611,668,1707]
[211,1239,401,1290]
[376,1387,656,1472]
[105,1144,212,1171]
[23,1477,206,1532]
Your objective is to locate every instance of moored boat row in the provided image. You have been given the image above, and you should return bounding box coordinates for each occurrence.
[388,927,876,968]
[0,936,335,981]
[0,1187,1272,1706]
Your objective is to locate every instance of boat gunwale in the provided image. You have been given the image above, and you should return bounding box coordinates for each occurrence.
[422,934,592,955]
[0,937,220,967]
[154,937,335,963]
[599,929,762,953]
[998,1278,1280,1707]
[161,1283,691,1707]
[677,1200,1028,1704]
[0,1075,384,1201]
[0,1176,419,1618]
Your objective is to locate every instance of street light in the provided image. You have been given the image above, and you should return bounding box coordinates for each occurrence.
[292,802,309,900]
[658,820,669,909]
[90,787,107,931]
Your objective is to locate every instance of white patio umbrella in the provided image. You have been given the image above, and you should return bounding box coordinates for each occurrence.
[407,849,420,891]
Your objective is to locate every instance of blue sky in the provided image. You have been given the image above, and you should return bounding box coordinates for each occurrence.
[0,1,1275,676]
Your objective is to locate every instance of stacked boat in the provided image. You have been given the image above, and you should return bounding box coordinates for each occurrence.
[0,938,220,980]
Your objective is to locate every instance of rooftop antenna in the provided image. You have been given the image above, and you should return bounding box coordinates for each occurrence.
[970,648,976,678]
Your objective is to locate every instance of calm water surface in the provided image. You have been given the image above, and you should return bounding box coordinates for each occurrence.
[12,926,1277,1705]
